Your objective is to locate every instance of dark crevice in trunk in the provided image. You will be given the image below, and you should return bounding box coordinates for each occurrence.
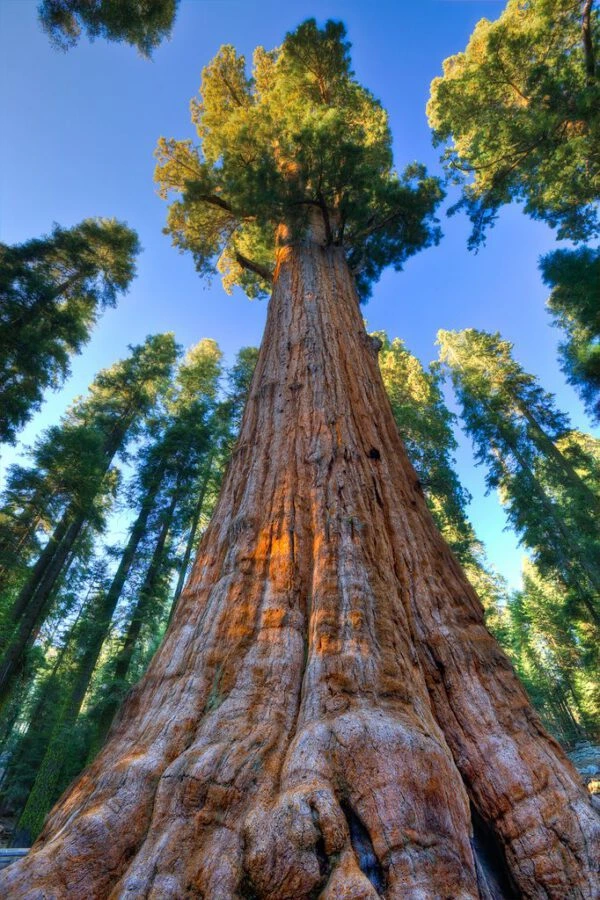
[340,799,385,895]
[470,803,519,900]
[309,804,334,891]
[238,871,260,900]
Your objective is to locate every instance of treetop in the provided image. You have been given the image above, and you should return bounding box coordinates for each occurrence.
[155,18,444,301]
[427,0,600,248]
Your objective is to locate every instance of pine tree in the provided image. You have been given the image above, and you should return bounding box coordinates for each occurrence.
[376,332,508,623]
[438,327,600,631]
[505,560,599,744]
[427,0,600,421]
[4,21,597,898]
[38,0,179,56]
[427,0,599,248]
[0,333,177,706]
[0,218,139,444]
[540,246,600,422]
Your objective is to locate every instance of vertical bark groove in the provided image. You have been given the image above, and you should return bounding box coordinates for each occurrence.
[1,239,597,899]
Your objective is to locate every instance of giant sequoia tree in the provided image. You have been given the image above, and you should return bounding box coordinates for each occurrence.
[3,20,598,898]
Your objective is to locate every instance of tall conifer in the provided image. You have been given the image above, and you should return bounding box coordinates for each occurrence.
[0,219,139,444]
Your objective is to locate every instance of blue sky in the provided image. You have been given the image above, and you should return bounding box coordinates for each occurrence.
[1,0,595,588]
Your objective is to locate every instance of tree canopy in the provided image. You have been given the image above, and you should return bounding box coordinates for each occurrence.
[427,0,599,248]
[376,331,508,627]
[438,327,600,628]
[38,0,179,56]
[155,19,444,301]
[540,246,600,421]
[0,218,140,445]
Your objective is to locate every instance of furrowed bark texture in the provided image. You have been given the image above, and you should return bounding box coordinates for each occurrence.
[2,238,598,899]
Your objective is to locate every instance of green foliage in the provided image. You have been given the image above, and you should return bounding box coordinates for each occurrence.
[3,340,255,835]
[377,331,508,621]
[504,561,599,743]
[0,334,178,711]
[155,19,444,301]
[0,219,139,444]
[540,246,600,422]
[438,327,600,629]
[38,0,179,56]
[428,0,600,248]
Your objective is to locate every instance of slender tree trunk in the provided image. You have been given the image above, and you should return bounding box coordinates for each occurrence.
[0,489,55,585]
[582,0,596,83]
[91,492,178,754]
[171,452,214,610]
[517,402,600,516]
[3,510,74,631]
[64,463,168,697]
[491,441,600,625]
[0,422,137,705]
[0,516,85,705]
[2,236,598,898]
[21,463,169,779]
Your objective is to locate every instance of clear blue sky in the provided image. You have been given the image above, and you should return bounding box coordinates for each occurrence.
[0,0,595,588]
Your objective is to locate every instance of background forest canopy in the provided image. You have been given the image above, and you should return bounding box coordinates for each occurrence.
[0,0,598,845]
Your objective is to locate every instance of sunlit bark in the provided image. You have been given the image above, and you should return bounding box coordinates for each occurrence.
[2,230,598,898]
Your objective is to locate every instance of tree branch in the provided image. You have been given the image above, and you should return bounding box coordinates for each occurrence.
[219,68,246,108]
[317,191,333,245]
[235,252,273,284]
[195,193,235,213]
[582,0,596,82]
[347,208,406,243]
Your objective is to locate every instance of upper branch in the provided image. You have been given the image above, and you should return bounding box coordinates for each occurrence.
[582,0,597,82]
[235,252,273,284]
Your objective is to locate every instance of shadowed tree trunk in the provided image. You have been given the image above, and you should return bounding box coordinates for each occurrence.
[2,231,598,898]
[89,488,180,756]
[171,452,214,610]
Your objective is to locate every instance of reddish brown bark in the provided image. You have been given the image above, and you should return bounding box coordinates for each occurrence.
[2,232,598,898]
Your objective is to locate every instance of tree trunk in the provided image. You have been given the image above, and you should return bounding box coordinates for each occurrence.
[0,487,55,586]
[0,515,85,706]
[171,452,214,611]
[15,464,171,804]
[2,236,597,898]
[490,441,600,625]
[90,491,178,755]
[0,422,140,706]
[2,509,74,633]
[516,401,600,518]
